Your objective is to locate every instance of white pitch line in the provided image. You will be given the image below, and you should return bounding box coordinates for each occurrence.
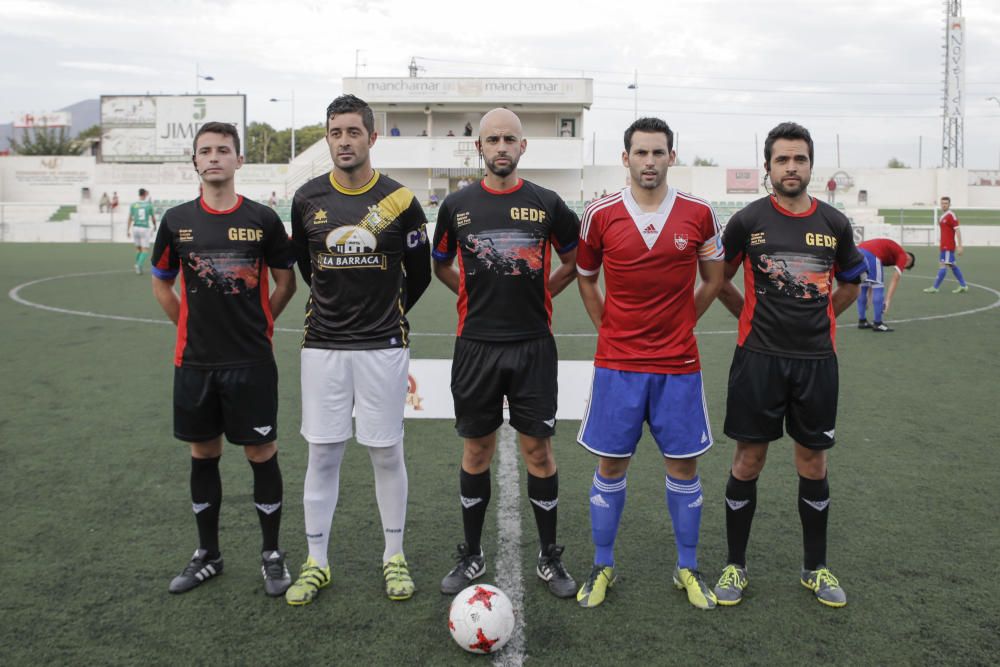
[492,423,525,667]
[8,270,1000,335]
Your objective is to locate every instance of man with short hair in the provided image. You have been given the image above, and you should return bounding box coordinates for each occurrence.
[151,121,297,597]
[575,117,726,610]
[432,108,579,599]
[857,238,915,332]
[923,196,969,294]
[714,122,866,608]
[127,188,156,274]
[287,94,431,606]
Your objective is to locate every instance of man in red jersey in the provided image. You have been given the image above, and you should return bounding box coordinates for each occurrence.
[432,108,579,599]
[923,196,969,293]
[151,122,297,597]
[574,117,725,610]
[856,237,915,332]
[714,122,865,609]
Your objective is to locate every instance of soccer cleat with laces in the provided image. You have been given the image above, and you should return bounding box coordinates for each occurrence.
[952,285,969,293]
[577,565,616,608]
[714,563,748,606]
[536,544,577,598]
[857,319,871,329]
[261,550,291,597]
[440,543,485,594]
[168,548,223,594]
[672,566,717,610]
[871,322,894,332]
[800,566,847,608]
[383,553,415,601]
[285,556,331,606]
[922,286,939,293]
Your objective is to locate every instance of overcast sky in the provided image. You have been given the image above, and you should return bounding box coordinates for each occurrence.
[3,0,1000,168]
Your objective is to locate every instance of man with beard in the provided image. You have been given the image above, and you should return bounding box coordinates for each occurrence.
[286,94,431,606]
[432,108,580,598]
[575,117,726,610]
[714,122,866,608]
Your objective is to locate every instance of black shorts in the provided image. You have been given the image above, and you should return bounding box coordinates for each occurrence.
[173,362,279,446]
[723,347,838,449]
[451,336,558,439]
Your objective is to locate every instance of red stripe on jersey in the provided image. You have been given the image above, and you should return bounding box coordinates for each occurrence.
[435,229,451,255]
[259,262,274,342]
[826,269,837,353]
[737,254,756,347]
[456,251,468,337]
[175,271,190,367]
[200,195,244,215]
[155,243,173,271]
[480,178,524,195]
[768,195,818,218]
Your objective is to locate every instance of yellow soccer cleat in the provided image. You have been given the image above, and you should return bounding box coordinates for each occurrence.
[383,553,415,601]
[577,565,616,608]
[285,556,331,606]
[714,563,748,606]
[801,566,847,608]
[673,566,718,610]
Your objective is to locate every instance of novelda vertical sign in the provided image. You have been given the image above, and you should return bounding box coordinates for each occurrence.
[946,18,964,117]
[100,95,246,162]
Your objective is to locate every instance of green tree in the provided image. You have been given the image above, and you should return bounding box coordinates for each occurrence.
[887,157,909,169]
[246,121,278,163]
[9,125,95,155]
[692,156,718,166]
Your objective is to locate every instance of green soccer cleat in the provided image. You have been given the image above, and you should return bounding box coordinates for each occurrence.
[922,287,939,293]
[285,556,331,606]
[952,285,969,293]
[673,566,717,610]
[714,563,748,606]
[383,553,415,601]
[800,566,847,608]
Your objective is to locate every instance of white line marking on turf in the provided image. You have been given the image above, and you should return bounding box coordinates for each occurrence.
[8,270,1000,335]
[492,423,525,667]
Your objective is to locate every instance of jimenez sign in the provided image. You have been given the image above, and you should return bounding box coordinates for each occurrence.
[100,95,246,163]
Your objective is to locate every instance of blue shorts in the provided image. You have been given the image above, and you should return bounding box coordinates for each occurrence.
[939,250,957,265]
[577,367,713,459]
[860,249,884,286]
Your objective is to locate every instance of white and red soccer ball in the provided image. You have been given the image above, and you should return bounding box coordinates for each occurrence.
[448,584,515,654]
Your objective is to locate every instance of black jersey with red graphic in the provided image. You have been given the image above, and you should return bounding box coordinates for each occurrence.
[432,179,580,342]
[151,196,294,368]
[723,196,865,359]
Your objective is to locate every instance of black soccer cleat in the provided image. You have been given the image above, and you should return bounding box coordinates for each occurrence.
[857,319,871,329]
[169,549,223,594]
[537,544,577,598]
[440,543,485,594]
[261,550,292,597]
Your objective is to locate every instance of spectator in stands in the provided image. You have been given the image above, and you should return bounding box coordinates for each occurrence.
[111,192,120,211]
[390,125,401,137]
[826,177,837,204]
[420,130,427,137]
[429,192,439,206]
[99,192,110,213]
[268,191,278,208]
[464,122,473,137]
[447,130,455,137]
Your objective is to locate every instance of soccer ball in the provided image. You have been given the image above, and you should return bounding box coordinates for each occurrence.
[448,584,515,654]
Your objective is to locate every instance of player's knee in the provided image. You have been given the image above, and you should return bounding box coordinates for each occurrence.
[244,441,277,463]
[665,457,698,480]
[732,445,767,479]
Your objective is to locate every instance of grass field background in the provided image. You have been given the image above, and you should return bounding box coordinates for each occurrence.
[2,243,999,666]
[876,208,1000,226]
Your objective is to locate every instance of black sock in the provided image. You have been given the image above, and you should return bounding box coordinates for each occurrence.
[459,468,491,554]
[798,475,830,570]
[527,471,559,552]
[725,472,758,567]
[250,452,283,553]
[190,456,222,558]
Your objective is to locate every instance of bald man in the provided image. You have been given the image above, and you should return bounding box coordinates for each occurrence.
[432,108,580,598]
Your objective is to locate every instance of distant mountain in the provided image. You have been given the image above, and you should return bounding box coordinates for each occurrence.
[1,98,100,152]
